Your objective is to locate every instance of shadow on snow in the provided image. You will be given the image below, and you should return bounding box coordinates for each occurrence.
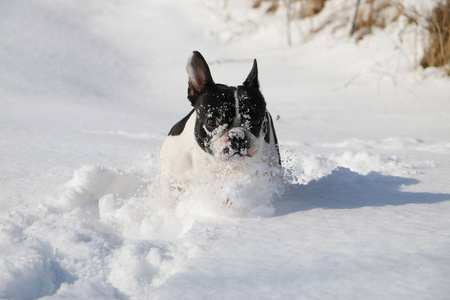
[274,167,450,216]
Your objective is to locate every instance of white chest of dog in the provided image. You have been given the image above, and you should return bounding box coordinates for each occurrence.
[160,51,281,201]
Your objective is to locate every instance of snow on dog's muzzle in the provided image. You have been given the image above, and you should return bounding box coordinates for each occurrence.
[212,128,258,159]
[227,128,250,156]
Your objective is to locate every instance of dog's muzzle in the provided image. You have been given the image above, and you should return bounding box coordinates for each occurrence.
[212,128,257,159]
[226,128,251,156]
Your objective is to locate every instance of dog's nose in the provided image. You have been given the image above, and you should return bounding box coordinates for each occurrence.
[228,128,250,155]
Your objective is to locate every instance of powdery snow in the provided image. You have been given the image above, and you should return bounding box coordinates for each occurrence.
[1,0,450,299]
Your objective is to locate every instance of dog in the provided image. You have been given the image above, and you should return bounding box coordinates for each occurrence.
[160,51,281,200]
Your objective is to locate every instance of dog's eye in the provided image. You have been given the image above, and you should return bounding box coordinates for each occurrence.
[206,117,219,128]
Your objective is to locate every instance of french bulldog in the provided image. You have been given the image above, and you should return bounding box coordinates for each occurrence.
[160,51,280,198]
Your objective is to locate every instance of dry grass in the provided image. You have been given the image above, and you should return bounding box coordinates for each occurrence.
[252,0,279,13]
[252,0,326,17]
[420,0,450,74]
[299,0,327,18]
[351,0,402,41]
[249,0,450,75]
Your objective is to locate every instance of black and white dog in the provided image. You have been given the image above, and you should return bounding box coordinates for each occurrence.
[160,51,280,197]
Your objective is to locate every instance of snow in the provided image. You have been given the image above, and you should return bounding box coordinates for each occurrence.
[1,0,450,299]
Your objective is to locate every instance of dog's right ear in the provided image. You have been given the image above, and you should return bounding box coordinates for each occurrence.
[186,51,214,105]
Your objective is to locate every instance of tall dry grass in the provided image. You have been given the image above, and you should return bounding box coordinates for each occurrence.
[349,0,402,41]
[250,0,450,75]
[420,0,450,74]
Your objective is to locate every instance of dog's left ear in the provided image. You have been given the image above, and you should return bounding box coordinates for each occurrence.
[243,59,259,89]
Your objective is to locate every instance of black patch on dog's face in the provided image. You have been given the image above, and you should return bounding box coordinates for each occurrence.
[184,51,270,157]
[192,84,267,155]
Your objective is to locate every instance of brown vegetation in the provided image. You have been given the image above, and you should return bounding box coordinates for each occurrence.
[420,0,450,74]
[252,0,326,17]
[350,0,402,41]
[250,0,450,74]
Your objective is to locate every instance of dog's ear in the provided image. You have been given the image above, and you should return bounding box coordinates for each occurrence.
[243,59,259,89]
[186,51,214,105]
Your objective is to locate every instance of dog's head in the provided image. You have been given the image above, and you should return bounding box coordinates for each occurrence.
[186,51,269,160]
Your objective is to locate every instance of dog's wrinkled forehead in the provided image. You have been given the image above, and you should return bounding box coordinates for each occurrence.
[195,84,266,124]
[195,85,235,119]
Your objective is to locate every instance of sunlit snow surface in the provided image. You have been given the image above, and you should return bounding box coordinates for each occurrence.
[1,0,450,299]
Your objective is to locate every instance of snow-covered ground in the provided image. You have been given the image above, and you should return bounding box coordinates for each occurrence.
[1,0,450,299]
